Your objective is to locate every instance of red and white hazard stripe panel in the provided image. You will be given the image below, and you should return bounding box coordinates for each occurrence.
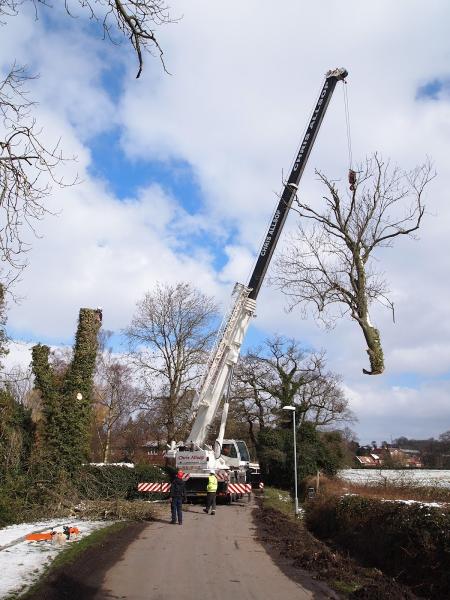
[137,482,170,493]
[228,483,252,494]
[181,474,190,481]
[259,482,265,490]
[215,471,229,481]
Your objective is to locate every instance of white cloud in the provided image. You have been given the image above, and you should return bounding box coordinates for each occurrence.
[218,245,254,285]
[343,380,450,443]
[2,1,450,442]
[2,341,35,372]
[8,176,222,338]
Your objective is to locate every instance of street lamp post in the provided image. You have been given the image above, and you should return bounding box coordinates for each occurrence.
[282,405,299,516]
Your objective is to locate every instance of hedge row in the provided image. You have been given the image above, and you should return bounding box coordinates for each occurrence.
[76,464,171,500]
[306,494,450,599]
[0,464,172,526]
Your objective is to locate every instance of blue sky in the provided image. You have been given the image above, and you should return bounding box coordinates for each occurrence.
[417,78,450,101]
[2,1,450,444]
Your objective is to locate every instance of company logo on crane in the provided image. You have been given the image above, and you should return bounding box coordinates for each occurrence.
[260,209,281,256]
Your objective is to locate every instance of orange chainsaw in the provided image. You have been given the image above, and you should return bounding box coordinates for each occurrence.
[26,526,80,542]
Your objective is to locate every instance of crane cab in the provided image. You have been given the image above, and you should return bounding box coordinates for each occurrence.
[221,439,261,491]
[220,439,250,469]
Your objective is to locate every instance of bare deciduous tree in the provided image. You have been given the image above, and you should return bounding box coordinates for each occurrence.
[0,283,8,367]
[439,431,450,443]
[231,336,354,443]
[94,346,141,463]
[273,154,435,375]
[230,354,276,447]
[296,367,353,428]
[1,66,76,280]
[1,363,33,403]
[0,0,174,78]
[125,282,218,442]
[1,1,175,281]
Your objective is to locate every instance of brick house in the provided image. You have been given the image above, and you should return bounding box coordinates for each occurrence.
[384,447,423,468]
[355,446,423,468]
[355,453,382,467]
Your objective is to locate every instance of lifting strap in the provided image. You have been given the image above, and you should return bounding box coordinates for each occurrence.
[343,79,355,191]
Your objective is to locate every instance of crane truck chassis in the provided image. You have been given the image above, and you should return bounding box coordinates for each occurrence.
[166,68,348,503]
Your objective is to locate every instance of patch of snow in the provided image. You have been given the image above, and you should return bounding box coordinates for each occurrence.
[88,462,134,468]
[277,493,291,503]
[380,498,446,508]
[338,469,450,489]
[340,491,448,509]
[0,519,110,598]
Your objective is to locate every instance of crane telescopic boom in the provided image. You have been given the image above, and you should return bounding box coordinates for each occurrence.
[248,67,348,300]
[181,67,348,453]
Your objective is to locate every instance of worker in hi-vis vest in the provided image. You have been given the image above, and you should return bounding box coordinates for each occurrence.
[203,470,218,515]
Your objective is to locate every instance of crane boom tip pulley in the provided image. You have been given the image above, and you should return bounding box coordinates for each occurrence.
[326,67,348,80]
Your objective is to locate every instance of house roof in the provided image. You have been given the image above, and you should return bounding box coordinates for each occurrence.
[356,456,378,465]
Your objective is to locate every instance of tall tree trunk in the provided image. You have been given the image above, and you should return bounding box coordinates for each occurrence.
[166,415,175,444]
[103,425,111,463]
[247,419,257,448]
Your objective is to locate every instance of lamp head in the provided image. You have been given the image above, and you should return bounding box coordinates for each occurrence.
[282,405,295,411]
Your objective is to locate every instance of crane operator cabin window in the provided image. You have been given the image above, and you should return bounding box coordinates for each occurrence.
[236,441,250,462]
[222,444,238,458]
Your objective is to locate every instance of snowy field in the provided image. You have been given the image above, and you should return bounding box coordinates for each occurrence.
[338,469,450,489]
[0,518,110,599]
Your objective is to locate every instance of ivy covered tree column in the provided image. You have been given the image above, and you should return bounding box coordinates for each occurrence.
[63,308,103,467]
[32,308,102,473]
[31,343,66,469]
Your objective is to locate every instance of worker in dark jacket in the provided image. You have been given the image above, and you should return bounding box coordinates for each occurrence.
[170,470,187,525]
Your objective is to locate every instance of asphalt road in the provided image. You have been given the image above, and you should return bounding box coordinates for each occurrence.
[95,500,336,600]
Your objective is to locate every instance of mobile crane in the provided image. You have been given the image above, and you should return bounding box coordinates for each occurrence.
[167,68,348,502]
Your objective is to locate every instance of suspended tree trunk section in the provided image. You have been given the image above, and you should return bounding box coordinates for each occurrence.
[353,251,384,375]
[360,321,384,375]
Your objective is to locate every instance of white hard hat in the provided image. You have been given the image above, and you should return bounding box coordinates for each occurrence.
[210,470,215,474]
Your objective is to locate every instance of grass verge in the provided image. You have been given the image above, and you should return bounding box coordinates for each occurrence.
[261,487,295,517]
[15,522,129,600]
[46,522,128,571]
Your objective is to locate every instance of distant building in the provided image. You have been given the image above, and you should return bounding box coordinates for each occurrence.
[385,447,423,468]
[355,447,423,468]
[355,453,382,468]
[139,440,167,465]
